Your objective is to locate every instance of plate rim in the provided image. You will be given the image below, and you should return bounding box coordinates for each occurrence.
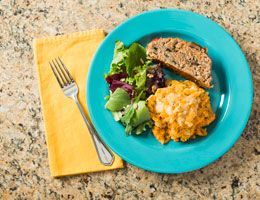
[86,9,253,173]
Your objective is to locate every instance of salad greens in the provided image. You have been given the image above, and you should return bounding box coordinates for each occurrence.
[118,101,152,134]
[105,41,152,134]
[131,101,150,127]
[105,88,131,111]
[108,41,128,75]
[126,65,147,99]
[125,43,147,77]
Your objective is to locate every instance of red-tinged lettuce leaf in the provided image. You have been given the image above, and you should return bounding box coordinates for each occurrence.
[109,80,134,98]
[105,73,127,84]
[105,73,134,98]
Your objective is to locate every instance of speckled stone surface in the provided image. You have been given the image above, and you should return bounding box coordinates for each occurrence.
[0,0,259,199]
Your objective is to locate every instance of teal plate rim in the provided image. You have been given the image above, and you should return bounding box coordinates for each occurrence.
[86,9,253,173]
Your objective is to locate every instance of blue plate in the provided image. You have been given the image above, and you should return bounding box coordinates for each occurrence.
[86,9,253,173]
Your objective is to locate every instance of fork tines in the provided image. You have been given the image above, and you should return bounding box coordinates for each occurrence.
[49,57,74,88]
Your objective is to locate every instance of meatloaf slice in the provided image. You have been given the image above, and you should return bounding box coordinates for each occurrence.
[146,38,213,88]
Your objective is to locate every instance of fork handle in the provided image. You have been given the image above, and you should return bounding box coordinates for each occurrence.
[72,96,115,166]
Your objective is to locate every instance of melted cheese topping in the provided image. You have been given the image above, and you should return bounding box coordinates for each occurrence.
[147,80,215,144]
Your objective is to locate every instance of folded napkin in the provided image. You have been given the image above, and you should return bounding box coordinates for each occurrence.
[33,30,123,177]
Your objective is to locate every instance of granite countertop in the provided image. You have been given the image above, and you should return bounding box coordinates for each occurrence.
[0,0,259,199]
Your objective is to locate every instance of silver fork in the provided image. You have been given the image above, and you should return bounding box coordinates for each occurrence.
[49,57,114,166]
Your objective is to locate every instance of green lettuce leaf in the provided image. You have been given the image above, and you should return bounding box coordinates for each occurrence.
[131,101,150,127]
[120,105,135,125]
[135,121,153,135]
[125,124,133,134]
[125,65,147,99]
[120,101,151,134]
[112,111,123,121]
[133,65,147,99]
[108,41,128,75]
[125,43,147,77]
[105,88,130,111]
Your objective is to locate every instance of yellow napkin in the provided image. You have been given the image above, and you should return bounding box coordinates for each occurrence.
[33,30,124,177]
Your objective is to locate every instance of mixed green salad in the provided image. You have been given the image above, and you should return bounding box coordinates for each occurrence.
[105,41,165,134]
